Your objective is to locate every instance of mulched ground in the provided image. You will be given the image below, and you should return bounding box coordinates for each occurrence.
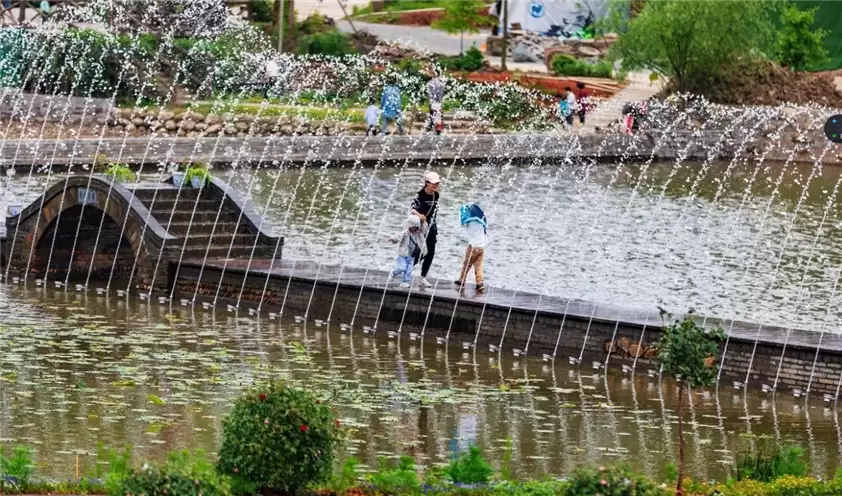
[691,61,842,107]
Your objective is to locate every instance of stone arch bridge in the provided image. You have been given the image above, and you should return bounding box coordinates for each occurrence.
[0,175,281,292]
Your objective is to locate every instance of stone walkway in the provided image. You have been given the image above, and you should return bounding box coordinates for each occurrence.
[196,257,842,354]
[581,71,664,133]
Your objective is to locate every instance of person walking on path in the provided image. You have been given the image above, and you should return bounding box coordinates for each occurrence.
[454,203,487,292]
[387,215,429,288]
[410,171,441,288]
[426,71,445,134]
[576,82,590,125]
[380,77,404,135]
[565,86,577,127]
[364,97,380,136]
[263,58,279,99]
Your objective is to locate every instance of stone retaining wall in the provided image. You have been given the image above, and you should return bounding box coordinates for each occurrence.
[174,263,842,397]
[0,89,112,120]
[0,129,837,168]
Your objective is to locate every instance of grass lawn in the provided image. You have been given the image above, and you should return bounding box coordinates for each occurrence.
[189,103,367,123]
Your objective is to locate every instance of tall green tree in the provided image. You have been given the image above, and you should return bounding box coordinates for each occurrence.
[777,3,828,71]
[609,0,780,93]
[654,312,725,496]
[432,0,486,55]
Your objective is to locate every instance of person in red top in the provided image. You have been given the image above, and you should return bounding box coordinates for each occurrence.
[576,82,590,125]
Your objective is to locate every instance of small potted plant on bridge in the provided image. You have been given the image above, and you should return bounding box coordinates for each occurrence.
[184,162,211,188]
[105,163,137,183]
[170,163,186,187]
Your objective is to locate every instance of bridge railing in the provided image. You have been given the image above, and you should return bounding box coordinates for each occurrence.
[0,0,263,26]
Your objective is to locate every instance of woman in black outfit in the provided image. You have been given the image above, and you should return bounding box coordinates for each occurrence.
[410,171,441,287]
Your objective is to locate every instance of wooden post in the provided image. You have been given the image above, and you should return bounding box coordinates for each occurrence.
[500,0,508,71]
[18,0,25,24]
[336,0,357,35]
[287,0,294,41]
[277,0,284,52]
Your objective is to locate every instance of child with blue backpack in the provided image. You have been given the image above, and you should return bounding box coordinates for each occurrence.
[454,203,487,292]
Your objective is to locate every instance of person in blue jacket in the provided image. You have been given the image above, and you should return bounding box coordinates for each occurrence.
[380,75,404,135]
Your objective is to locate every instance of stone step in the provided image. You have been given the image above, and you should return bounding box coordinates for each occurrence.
[175,233,259,249]
[144,199,223,216]
[131,187,205,202]
[162,211,228,223]
[179,244,277,260]
[165,221,250,235]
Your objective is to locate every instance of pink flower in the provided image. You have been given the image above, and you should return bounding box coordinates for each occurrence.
[600,479,608,486]
[233,467,239,473]
[300,424,309,433]
[264,418,269,425]
[599,466,606,472]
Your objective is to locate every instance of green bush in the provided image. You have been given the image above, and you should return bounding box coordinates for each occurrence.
[112,450,228,496]
[0,445,34,490]
[217,382,341,494]
[298,13,336,35]
[252,0,274,23]
[105,163,137,183]
[2,28,155,98]
[735,443,808,482]
[116,465,228,496]
[439,46,485,71]
[367,456,421,493]
[444,446,493,485]
[565,464,665,496]
[94,445,133,494]
[776,3,828,71]
[296,31,357,56]
[183,163,212,187]
[701,474,842,496]
[550,54,613,78]
[329,458,361,493]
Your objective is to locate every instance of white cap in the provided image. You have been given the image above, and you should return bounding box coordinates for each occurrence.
[425,171,440,184]
[406,215,421,227]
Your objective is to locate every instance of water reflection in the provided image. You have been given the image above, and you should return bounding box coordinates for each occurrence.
[0,285,839,481]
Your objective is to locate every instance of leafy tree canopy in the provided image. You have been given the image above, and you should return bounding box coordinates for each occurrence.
[608,0,780,93]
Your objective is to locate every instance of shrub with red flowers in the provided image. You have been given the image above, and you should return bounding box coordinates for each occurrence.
[216,382,341,494]
[565,464,666,496]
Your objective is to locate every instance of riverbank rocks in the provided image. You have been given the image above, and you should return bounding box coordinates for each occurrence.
[94,108,491,138]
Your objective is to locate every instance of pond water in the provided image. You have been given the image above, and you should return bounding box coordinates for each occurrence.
[1,283,841,483]
[3,159,840,330]
[2,158,842,480]
[231,158,841,331]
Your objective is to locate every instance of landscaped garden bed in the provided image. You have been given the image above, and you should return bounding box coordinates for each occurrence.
[451,70,626,99]
[352,5,492,27]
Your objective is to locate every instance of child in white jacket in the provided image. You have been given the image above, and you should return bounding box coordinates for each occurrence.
[388,215,429,287]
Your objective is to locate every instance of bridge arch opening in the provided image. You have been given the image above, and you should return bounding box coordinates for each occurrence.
[33,205,136,281]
